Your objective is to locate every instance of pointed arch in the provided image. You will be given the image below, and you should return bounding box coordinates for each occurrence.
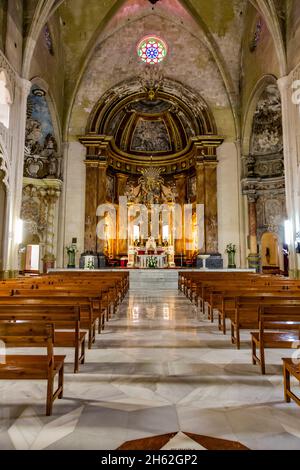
[250,0,287,75]
[242,74,279,156]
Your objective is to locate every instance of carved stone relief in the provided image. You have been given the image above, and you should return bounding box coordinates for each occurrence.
[24,86,62,180]
[243,82,286,250]
[106,174,115,202]
[124,167,177,205]
[21,185,48,239]
[0,145,9,190]
[251,84,283,157]
[188,176,196,201]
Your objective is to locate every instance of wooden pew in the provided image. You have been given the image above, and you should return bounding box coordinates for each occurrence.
[282,358,300,406]
[0,322,65,416]
[251,304,300,374]
[218,290,300,336]
[0,304,86,373]
[231,296,300,349]
[10,292,101,347]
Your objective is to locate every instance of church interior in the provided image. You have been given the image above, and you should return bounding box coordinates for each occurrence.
[1,0,300,452]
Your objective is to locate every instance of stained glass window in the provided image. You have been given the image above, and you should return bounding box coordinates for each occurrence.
[137,36,167,64]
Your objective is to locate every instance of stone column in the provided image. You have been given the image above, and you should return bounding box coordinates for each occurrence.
[116,173,128,256]
[56,142,69,267]
[7,78,31,275]
[84,162,99,253]
[247,195,259,270]
[278,73,300,277]
[204,162,218,254]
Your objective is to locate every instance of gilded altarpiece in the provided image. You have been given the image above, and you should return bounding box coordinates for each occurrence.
[79,77,223,260]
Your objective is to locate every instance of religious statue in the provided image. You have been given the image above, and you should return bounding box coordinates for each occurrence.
[146,236,156,252]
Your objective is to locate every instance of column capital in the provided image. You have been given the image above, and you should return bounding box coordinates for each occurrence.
[62,141,70,153]
[116,172,128,179]
[277,75,291,93]
[246,193,258,204]
[19,78,32,97]
[174,173,187,180]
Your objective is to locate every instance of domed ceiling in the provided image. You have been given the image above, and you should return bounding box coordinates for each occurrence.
[88,77,216,159]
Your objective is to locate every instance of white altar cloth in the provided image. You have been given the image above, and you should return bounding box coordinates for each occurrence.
[138,254,167,268]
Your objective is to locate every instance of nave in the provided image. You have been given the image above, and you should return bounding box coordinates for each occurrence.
[1,284,300,451]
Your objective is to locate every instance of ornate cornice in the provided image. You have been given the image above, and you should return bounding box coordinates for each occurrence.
[242,175,285,197]
[23,177,63,190]
[79,134,223,176]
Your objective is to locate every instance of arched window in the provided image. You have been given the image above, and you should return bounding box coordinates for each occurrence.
[0,71,12,128]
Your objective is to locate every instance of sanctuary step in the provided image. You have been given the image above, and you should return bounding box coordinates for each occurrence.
[129,269,179,290]
[48,269,255,291]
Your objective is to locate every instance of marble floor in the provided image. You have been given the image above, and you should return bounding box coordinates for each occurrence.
[1,287,300,450]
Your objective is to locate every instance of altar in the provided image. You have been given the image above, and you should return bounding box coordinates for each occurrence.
[127,236,174,268]
[138,254,167,268]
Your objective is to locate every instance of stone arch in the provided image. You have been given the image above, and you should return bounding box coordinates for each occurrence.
[242,75,278,158]
[29,76,62,153]
[24,79,62,180]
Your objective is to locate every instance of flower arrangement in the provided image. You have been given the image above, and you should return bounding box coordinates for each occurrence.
[86,259,95,270]
[147,256,158,268]
[225,243,236,254]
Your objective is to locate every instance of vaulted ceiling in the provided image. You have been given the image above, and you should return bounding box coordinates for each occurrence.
[22,0,287,140]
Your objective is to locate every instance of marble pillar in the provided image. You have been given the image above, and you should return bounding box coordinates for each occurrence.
[195,162,205,255]
[278,72,300,277]
[247,195,259,270]
[7,78,31,275]
[116,173,128,256]
[84,162,99,253]
[96,162,108,254]
[174,174,186,255]
[204,163,218,253]
[56,142,69,268]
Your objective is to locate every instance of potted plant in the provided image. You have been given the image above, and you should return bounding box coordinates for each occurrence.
[86,258,95,270]
[147,256,158,269]
[225,243,236,269]
[66,244,77,268]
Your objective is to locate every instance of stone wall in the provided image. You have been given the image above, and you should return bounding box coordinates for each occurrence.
[5,0,23,73]
[29,10,65,131]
